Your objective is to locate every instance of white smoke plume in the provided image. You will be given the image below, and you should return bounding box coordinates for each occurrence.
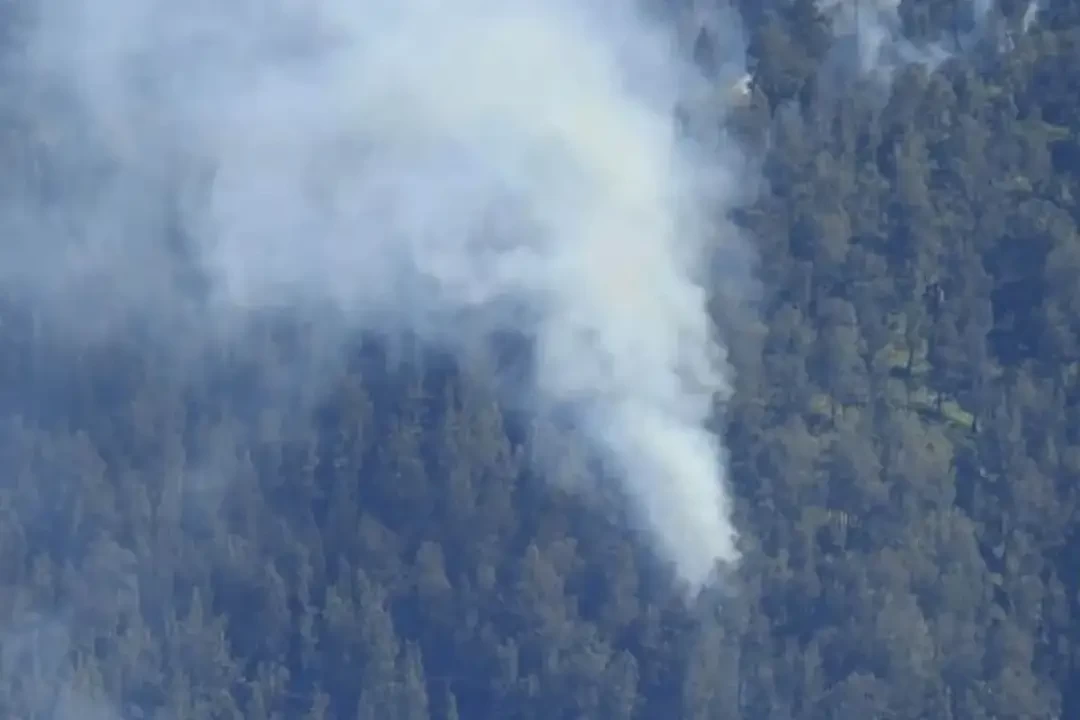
[7,0,752,593]
[1022,0,1044,34]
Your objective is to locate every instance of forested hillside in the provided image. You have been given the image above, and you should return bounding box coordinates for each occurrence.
[3,0,1080,718]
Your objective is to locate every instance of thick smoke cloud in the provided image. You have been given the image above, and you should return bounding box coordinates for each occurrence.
[9,0,751,593]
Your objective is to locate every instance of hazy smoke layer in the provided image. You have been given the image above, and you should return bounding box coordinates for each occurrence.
[14,0,748,591]
[1,614,123,719]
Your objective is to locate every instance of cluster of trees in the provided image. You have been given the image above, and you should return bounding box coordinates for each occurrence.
[2,0,1080,717]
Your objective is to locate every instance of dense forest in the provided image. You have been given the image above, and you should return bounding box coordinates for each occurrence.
[2,0,1080,718]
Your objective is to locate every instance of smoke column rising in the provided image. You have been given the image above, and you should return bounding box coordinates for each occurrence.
[13,0,751,592]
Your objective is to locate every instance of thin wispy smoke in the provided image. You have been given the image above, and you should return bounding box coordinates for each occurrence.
[8,0,752,594]
[818,0,946,82]
[815,0,995,87]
